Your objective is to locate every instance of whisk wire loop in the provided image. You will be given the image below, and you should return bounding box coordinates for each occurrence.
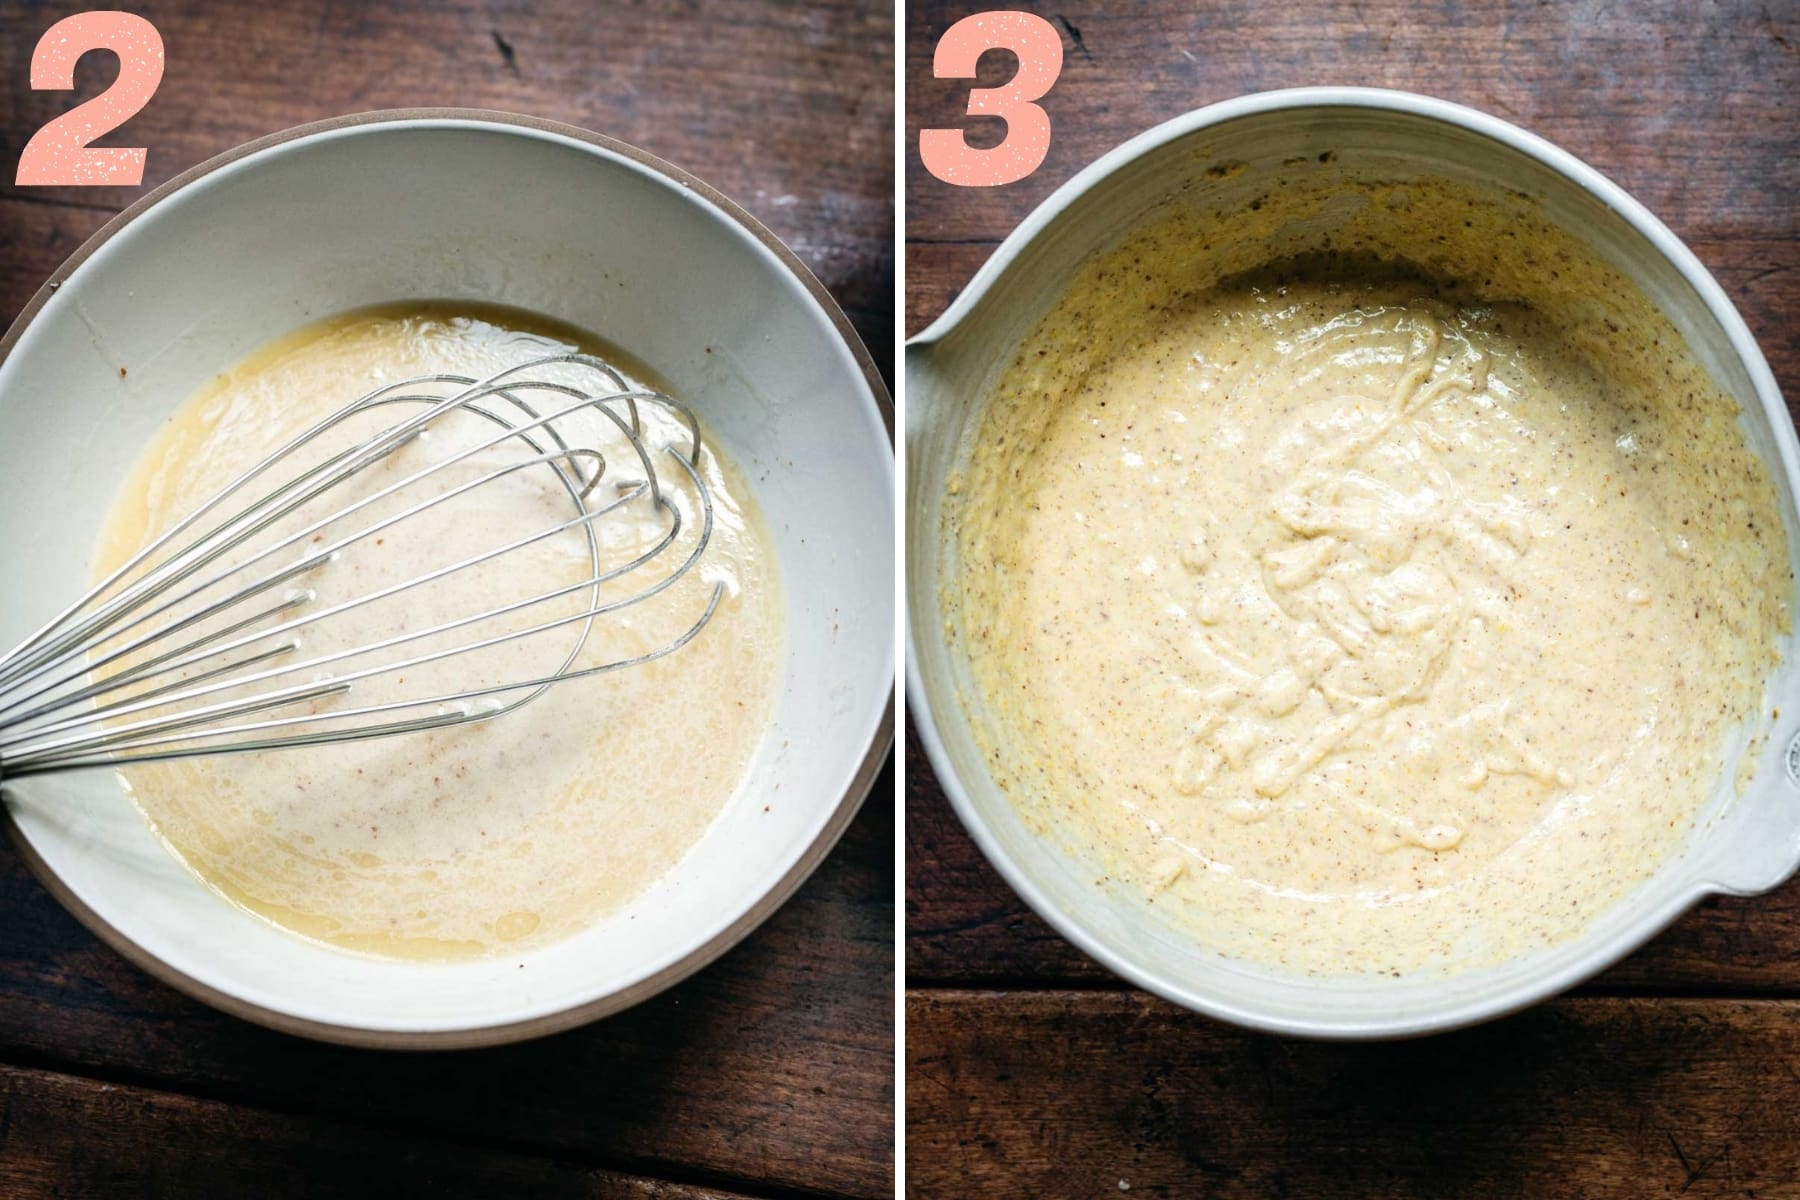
[0,355,723,780]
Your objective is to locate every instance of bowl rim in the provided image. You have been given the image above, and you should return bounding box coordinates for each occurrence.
[0,107,895,1050]
[904,85,1799,1039]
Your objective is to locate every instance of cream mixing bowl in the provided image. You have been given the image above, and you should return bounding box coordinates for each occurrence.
[0,110,893,1047]
[906,88,1799,1038]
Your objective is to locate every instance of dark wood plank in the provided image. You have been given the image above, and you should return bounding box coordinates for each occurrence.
[0,1062,758,1199]
[906,0,1797,245]
[906,991,1800,1199]
[0,761,891,1200]
[907,726,1800,992]
[903,241,989,339]
[0,0,894,380]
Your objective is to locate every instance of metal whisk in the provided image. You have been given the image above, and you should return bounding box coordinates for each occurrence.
[0,354,721,780]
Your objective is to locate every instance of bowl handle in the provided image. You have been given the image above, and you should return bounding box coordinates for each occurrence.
[1698,724,1800,896]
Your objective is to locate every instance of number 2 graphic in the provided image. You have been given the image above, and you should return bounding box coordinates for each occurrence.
[16,11,165,187]
[919,11,1064,188]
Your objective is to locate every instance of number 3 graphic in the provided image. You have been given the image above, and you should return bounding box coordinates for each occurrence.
[16,12,165,187]
[919,11,1064,187]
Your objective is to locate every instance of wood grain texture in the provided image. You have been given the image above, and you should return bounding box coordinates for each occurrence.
[0,1062,761,1199]
[1,0,894,377]
[906,0,1797,245]
[907,991,1800,1199]
[0,1,893,1197]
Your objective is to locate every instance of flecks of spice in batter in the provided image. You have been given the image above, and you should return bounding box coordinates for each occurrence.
[945,181,1790,978]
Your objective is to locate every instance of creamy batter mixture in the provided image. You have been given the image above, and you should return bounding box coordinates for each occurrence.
[947,181,1790,976]
[94,305,783,958]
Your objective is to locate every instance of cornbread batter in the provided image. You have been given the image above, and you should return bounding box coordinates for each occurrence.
[94,305,783,958]
[947,183,1789,975]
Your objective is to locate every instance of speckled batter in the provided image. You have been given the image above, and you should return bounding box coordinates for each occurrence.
[946,180,1790,976]
[94,305,783,958]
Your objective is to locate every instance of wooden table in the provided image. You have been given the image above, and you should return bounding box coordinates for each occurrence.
[905,3,1800,1195]
[0,2,893,1196]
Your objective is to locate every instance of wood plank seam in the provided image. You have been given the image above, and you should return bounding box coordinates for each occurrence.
[0,1041,873,1200]
[0,1060,768,1200]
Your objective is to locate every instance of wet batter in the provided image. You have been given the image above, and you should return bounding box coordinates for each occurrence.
[946,185,1790,976]
[94,305,784,958]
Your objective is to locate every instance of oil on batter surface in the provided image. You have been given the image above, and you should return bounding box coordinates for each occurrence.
[95,304,784,958]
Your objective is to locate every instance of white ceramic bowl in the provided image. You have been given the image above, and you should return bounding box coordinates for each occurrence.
[907,88,1800,1038]
[0,110,893,1047]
